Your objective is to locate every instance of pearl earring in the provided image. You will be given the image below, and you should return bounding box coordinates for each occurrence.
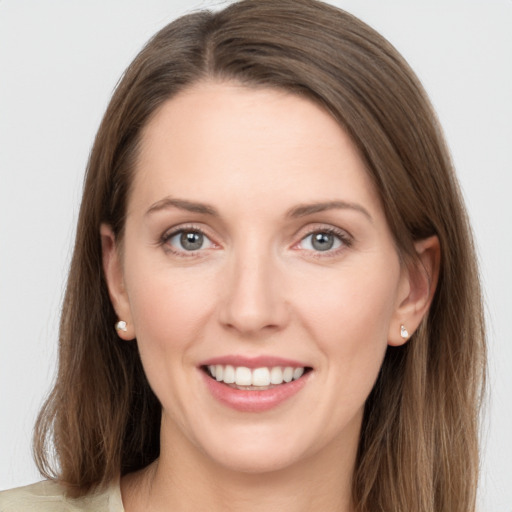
[115,320,127,332]
[400,324,409,339]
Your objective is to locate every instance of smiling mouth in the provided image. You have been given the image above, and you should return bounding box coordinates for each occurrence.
[202,365,312,390]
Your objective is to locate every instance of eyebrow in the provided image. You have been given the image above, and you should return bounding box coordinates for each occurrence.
[146,197,219,216]
[145,197,372,222]
[286,201,373,222]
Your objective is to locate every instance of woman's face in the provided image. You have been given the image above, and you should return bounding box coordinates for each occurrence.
[106,82,412,474]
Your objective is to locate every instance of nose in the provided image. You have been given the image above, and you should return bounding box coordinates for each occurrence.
[218,248,290,336]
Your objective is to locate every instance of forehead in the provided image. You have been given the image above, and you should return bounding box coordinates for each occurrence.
[130,81,382,219]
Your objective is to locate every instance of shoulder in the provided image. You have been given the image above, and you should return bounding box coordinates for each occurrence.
[0,480,124,512]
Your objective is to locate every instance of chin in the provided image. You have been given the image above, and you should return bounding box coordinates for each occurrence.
[187,418,336,477]
[205,442,306,475]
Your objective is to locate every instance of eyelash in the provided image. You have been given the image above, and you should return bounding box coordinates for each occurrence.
[295,226,353,258]
[160,224,215,258]
[160,224,352,258]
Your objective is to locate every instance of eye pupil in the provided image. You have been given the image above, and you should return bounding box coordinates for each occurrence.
[312,232,334,251]
[180,231,203,250]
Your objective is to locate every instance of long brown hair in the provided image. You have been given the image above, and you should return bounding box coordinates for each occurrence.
[34,1,486,510]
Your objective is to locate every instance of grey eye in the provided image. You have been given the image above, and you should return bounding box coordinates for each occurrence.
[180,231,204,250]
[168,230,213,252]
[300,231,343,252]
[311,232,335,251]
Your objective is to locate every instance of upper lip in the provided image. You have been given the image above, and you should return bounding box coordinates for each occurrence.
[199,355,310,369]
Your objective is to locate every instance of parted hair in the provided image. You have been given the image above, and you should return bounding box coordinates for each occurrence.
[33,1,486,510]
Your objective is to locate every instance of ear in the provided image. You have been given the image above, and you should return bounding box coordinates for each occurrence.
[100,224,135,340]
[388,236,440,346]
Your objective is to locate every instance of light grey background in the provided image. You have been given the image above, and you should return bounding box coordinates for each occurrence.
[1,1,510,510]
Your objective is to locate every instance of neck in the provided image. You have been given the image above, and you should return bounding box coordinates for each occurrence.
[122,416,359,512]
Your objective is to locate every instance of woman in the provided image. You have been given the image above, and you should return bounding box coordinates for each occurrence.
[0,0,486,511]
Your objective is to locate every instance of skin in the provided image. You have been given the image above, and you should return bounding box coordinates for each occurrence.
[102,81,439,512]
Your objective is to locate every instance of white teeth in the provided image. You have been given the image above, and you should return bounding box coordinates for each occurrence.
[223,365,235,384]
[252,367,270,386]
[270,366,284,384]
[207,364,307,387]
[293,367,304,380]
[283,367,293,383]
[235,366,252,386]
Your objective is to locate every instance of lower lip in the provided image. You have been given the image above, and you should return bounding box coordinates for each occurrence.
[201,370,311,412]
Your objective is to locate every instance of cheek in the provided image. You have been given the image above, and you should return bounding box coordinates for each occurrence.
[293,258,400,385]
[124,257,218,382]
[297,263,398,336]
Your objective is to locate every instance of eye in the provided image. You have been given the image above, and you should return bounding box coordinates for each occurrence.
[165,229,214,253]
[298,230,346,252]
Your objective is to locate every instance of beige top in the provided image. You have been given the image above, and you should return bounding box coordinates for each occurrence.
[0,480,124,512]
